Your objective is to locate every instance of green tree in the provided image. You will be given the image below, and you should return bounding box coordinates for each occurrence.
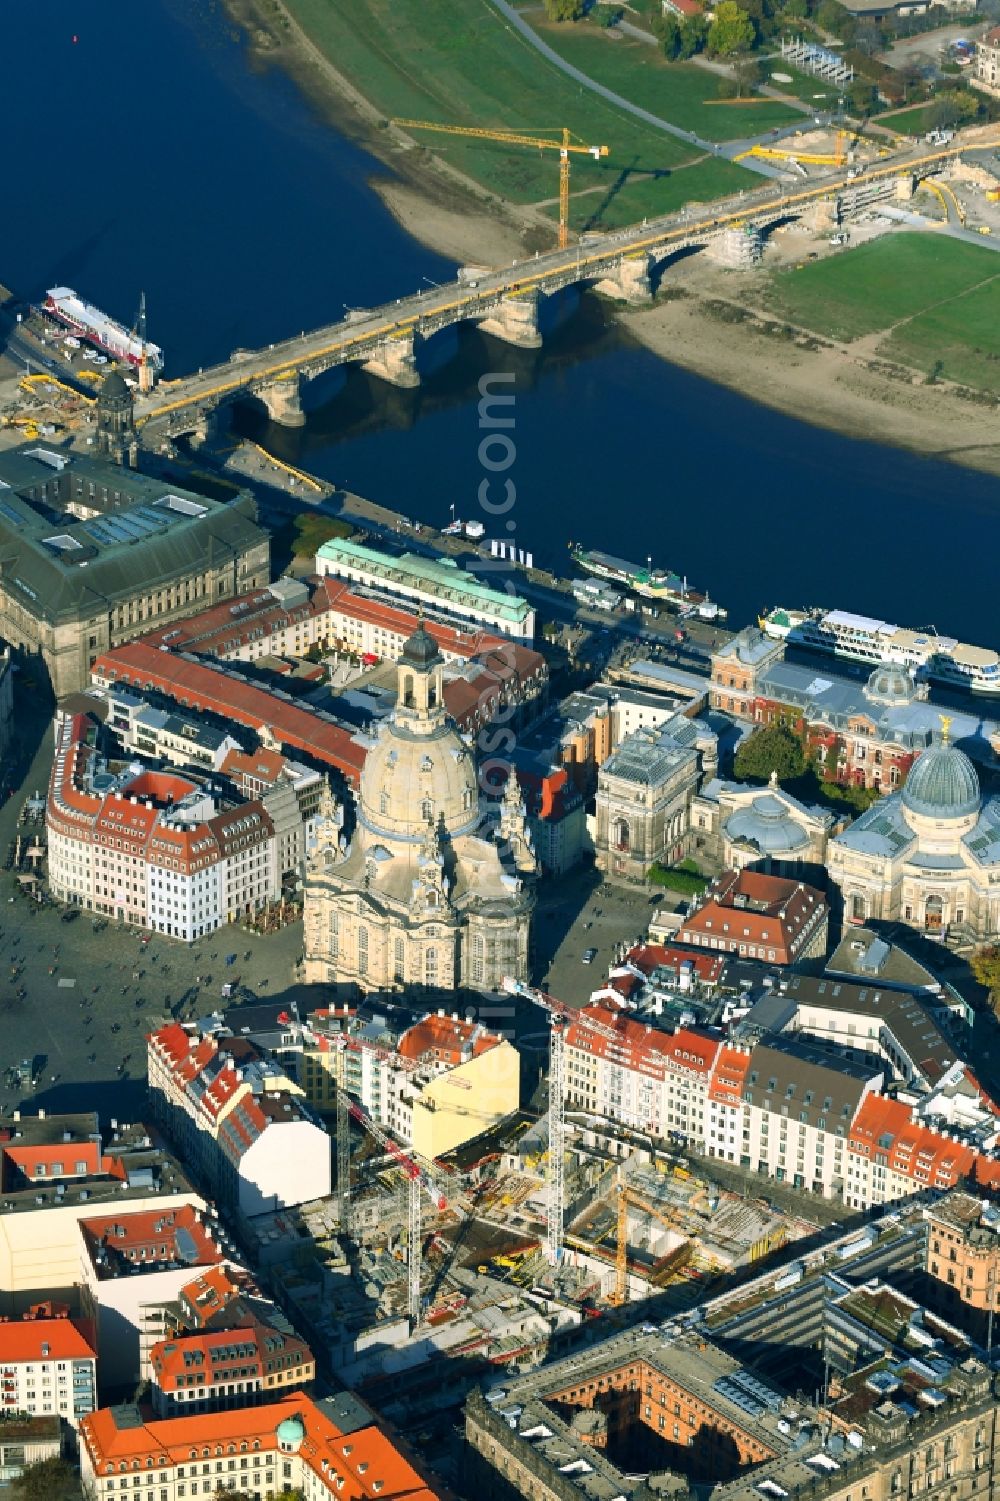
[654,12,683,57]
[816,0,852,35]
[678,13,710,56]
[931,88,980,127]
[733,723,805,784]
[595,4,624,25]
[707,0,756,53]
[10,1459,83,1501]
[847,77,877,114]
[971,946,1000,1007]
[544,0,585,18]
[781,0,808,18]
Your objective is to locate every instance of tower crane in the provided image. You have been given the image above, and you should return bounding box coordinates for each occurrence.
[611,1168,692,1307]
[502,977,625,1267]
[391,120,610,250]
[346,1097,448,1330]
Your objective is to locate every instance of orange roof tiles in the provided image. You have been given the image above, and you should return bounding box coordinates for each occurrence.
[0,1317,96,1364]
[92,643,367,785]
[80,1205,225,1274]
[709,1045,752,1107]
[150,1323,313,1394]
[849,1096,978,1189]
[564,1003,720,1081]
[80,1392,440,1500]
[178,1266,243,1329]
[678,870,826,965]
[397,1014,499,1066]
[625,943,726,987]
[2,1140,104,1184]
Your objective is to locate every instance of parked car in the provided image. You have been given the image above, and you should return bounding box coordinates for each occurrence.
[582,947,597,965]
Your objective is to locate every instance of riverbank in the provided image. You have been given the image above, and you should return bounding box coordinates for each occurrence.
[227,0,1000,477]
[620,252,1000,478]
[226,0,549,266]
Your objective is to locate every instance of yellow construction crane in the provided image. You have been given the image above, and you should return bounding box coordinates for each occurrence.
[392,120,609,250]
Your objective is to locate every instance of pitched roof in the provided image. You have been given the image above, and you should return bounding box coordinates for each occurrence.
[150,1322,313,1394]
[80,1205,225,1277]
[0,1317,96,1364]
[849,1095,978,1189]
[92,642,367,785]
[79,1392,440,1500]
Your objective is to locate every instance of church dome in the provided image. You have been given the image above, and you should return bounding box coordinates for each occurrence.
[866,664,915,707]
[727,792,810,854]
[359,719,480,841]
[902,739,980,820]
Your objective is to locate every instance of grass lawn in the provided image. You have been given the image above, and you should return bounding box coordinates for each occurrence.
[762,61,842,106]
[762,233,1000,342]
[879,276,1000,391]
[881,102,938,135]
[281,0,753,226]
[538,25,804,140]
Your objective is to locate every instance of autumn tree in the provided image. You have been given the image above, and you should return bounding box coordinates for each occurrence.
[707,1,756,55]
[10,1459,83,1501]
[971,946,1000,1009]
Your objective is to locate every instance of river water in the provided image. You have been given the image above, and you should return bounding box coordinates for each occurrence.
[8,0,998,641]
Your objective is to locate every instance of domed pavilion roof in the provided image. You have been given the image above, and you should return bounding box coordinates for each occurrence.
[98,368,130,405]
[400,621,441,670]
[727,793,811,854]
[902,732,980,821]
[866,664,916,707]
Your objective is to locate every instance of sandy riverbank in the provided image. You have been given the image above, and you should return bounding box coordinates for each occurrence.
[227,0,544,267]
[620,255,1000,477]
[226,0,1000,476]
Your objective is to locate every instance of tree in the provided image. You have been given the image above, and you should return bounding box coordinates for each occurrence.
[852,17,885,55]
[781,0,808,19]
[544,0,585,18]
[931,88,980,127]
[733,723,805,784]
[678,13,710,56]
[707,1,756,56]
[595,4,624,25]
[655,12,683,57]
[971,946,1000,1006]
[733,55,765,94]
[10,1459,83,1501]
[847,77,876,114]
[816,0,852,36]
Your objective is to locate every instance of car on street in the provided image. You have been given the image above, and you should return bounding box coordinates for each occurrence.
[582,947,597,965]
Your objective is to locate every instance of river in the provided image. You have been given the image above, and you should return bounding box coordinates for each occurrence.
[8,0,999,642]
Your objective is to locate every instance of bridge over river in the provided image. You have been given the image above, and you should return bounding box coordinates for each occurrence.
[134,142,988,440]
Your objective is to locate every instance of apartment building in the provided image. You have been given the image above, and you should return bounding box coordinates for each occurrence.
[46,714,293,938]
[147,1025,331,1218]
[149,1323,314,1419]
[0,1113,202,1305]
[677,869,829,966]
[79,1391,441,1501]
[78,1205,236,1388]
[924,1193,1000,1315]
[0,1313,97,1429]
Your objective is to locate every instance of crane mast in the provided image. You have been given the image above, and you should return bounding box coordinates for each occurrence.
[346,1099,447,1330]
[335,1038,350,1231]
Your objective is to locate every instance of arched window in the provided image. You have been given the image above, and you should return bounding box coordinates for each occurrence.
[403,674,415,709]
[850,892,866,922]
[463,788,473,812]
[380,790,389,816]
[358,925,368,976]
[425,947,438,986]
[925,894,944,931]
[429,681,438,708]
[612,817,630,852]
[329,911,339,960]
[421,798,433,822]
[471,933,485,985]
[394,936,405,984]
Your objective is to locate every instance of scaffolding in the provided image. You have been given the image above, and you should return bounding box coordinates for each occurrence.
[781,36,853,87]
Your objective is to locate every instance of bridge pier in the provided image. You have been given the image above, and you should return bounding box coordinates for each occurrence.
[258,372,306,428]
[593,252,653,305]
[361,330,420,389]
[476,290,542,350]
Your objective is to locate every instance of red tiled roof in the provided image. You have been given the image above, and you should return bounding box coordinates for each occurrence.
[709,1044,752,1107]
[565,1003,720,1080]
[678,870,826,964]
[625,943,726,987]
[396,1013,499,1066]
[179,1266,243,1329]
[79,1391,439,1500]
[849,1096,977,1190]
[150,1322,313,1394]
[92,643,367,785]
[0,1317,96,1364]
[80,1205,225,1274]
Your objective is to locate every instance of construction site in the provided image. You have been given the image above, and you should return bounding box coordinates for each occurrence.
[229,982,816,1451]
